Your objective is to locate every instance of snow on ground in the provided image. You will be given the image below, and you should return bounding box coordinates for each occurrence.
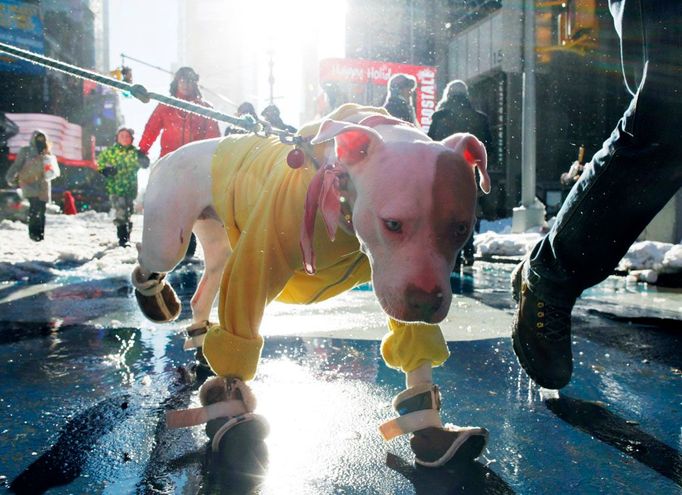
[1,212,681,282]
[0,211,142,282]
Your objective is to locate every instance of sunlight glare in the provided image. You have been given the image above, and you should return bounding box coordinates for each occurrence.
[237,0,347,124]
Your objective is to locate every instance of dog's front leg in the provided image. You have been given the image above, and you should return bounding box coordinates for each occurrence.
[379,320,489,467]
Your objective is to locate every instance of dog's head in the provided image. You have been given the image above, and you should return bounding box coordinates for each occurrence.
[307,114,490,324]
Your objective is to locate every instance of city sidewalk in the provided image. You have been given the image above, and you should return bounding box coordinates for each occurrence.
[0,262,680,494]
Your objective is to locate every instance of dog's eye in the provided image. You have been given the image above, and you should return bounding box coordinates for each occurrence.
[384,219,402,233]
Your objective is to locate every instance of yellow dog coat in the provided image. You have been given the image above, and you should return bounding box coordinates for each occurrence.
[203,104,450,380]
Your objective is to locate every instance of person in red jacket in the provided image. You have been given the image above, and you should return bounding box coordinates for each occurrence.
[138,66,220,158]
[139,66,221,257]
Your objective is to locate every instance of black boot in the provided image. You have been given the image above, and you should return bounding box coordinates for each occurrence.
[511,261,574,389]
[117,224,130,247]
[28,198,45,241]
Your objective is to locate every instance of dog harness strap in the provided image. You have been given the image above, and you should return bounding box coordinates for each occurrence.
[211,412,259,452]
[379,409,443,441]
[166,400,247,429]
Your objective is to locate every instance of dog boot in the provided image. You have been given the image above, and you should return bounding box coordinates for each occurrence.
[379,383,488,467]
[131,266,181,322]
[184,320,215,379]
[167,376,269,473]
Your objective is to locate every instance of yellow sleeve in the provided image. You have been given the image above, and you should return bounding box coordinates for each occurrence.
[380,319,450,373]
[203,168,302,380]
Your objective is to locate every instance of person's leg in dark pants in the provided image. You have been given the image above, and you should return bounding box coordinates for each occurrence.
[185,232,197,259]
[512,0,682,389]
[462,218,480,266]
[113,195,134,247]
[27,198,46,242]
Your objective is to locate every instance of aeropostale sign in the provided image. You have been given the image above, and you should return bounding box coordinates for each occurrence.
[320,58,438,132]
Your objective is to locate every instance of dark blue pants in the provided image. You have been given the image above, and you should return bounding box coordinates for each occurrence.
[528,0,682,304]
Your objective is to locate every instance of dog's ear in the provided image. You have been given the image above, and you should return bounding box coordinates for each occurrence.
[442,133,491,193]
[310,119,383,166]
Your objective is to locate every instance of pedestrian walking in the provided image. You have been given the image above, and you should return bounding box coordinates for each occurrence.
[5,130,60,242]
[138,66,220,257]
[511,0,682,390]
[428,80,493,268]
[0,112,19,187]
[260,104,297,133]
[224,102,258,136]
[383,73,417,124]
[97,127,150,247]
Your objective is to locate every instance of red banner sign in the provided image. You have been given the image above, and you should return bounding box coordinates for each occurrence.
[319,58,438,131]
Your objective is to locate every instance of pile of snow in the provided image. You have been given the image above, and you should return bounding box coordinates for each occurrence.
[1,212,681,283]
[617,241,682,282]
[0,211,141,281]
[475,231,541,257]
[617,241,671,272]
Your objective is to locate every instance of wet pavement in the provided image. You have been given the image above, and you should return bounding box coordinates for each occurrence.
[0,262,681,494]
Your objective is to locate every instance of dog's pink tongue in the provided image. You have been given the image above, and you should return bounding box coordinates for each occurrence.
[300,164,341,275]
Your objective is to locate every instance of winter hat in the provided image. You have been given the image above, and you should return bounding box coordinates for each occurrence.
[446,80,469,99]
[261,104,281,118]
[170,67,201,98]
[174,66,199,83]
[116,126,135,139]
[388,73,417,93]
[237,102,257,117]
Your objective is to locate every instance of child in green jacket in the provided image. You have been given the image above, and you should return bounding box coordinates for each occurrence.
[97,127,149,246]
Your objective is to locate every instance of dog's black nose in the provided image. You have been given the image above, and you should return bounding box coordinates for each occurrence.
[405,285,444,321]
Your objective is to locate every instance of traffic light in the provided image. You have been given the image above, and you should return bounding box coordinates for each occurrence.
[121,66,133,83]
[109,66,132,83]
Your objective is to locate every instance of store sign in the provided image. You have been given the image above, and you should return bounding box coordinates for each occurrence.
[0,0,45,75]
[7,113,83,161]
[320,58,438,131]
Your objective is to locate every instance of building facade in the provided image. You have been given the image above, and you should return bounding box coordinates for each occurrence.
[0,0,114,160]
[345,0,644,223]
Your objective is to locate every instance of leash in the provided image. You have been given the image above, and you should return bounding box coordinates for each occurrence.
[0,41,304,147]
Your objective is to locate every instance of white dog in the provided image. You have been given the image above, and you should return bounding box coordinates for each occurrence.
[132,104,491,467]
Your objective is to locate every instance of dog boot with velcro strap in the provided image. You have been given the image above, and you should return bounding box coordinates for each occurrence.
[379,384,488,467]
[131,266,181,323]
[184,320,214,379]
[167,376,269,454]
[184,320,213,353]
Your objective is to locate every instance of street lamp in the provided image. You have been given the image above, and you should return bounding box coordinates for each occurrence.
[512,0,546,233]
